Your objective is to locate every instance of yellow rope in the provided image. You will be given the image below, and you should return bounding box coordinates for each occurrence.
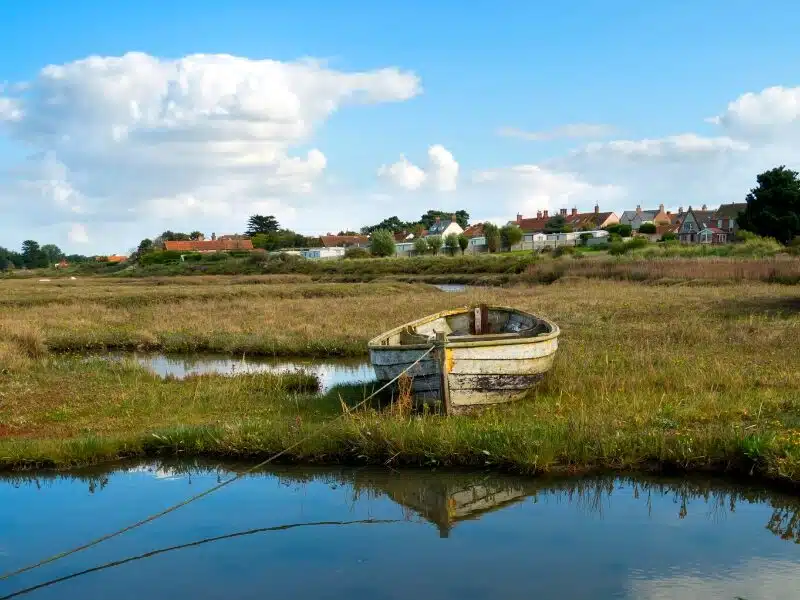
[0,345,436,583]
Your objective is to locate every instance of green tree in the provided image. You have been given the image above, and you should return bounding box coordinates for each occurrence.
[544,215,572,234]
[413,237,429,255]
[21,240,48,269]
[457,233,469,255]
[189,231,204,240]
[0,247,23,270]
[579,232,593,246]
[738,166,800,244]
[369,229,396,257]
[40,244,64,264]
[361,216,411,235]
[137,239,154,255]
[638,223,657,234]
[483,223,500,253]
[246,215,280,236]
[500,224,523,250]
[444,233,460,255]
[426,235,443,255]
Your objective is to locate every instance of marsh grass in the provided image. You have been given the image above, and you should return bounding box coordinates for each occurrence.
[1,277,800,483]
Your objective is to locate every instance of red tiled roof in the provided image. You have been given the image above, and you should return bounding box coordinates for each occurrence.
[463,223,484,238]
[319,235,369,248]
[515,211,614,233]
[164,239,254,252]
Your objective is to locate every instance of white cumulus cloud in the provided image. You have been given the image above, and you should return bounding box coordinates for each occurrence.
[0,52,421,251]
[378,144,459,192]
[67,223,89,244]
[377,155,427,190]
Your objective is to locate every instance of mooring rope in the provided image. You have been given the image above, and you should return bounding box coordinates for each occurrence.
[0,345,436,584]
[0,518,407,600]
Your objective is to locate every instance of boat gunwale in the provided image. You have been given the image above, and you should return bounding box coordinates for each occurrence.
[367,305,561,351]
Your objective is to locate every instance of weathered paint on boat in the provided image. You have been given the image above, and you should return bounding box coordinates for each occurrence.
[367,305,560,412]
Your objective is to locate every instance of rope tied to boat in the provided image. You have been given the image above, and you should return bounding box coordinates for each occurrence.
[0,345,437,584]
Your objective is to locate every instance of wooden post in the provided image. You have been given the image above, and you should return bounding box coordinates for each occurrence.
[479,303,489,335]
[435,331,451,415]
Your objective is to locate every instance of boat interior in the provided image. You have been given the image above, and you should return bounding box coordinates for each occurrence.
[380,306,553,346]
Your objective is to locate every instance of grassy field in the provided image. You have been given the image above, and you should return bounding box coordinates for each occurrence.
[1,273,800,486]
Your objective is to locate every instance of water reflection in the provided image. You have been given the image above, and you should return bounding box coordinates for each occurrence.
[105,353,374,391]
[2,463,799,600]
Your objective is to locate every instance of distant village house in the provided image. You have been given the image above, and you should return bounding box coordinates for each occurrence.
[164,232,253,253]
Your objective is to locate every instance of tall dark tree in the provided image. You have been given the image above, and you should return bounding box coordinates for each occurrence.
[190,231,204,240]
[361,216,412,235]
[246,215,280,236]
[21,240,49,269]
[738,166,800,244]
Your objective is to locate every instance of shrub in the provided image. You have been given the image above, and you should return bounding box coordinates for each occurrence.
[608,242,628,256]
[627,237,649,250]
[413,238,429,256]
[139,250,184,265]
[608,233,623,243]
[579,233,593,246]
[552,246,577,258]
[660,232,678,242]
[638,223,657,234]
[344,247,370,259]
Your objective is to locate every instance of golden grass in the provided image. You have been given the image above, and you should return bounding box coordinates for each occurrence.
[1,276,799,483]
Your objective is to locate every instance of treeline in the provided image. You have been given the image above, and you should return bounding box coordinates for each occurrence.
[360,209,470,235]
[0,241,89,271]
[133,215,322,262]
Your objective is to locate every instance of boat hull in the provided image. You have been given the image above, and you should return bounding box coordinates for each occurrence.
[368,327,558,410]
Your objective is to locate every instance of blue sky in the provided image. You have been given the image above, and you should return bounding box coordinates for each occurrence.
[1,0,800,253]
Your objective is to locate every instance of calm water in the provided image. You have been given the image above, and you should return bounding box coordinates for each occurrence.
[1,463,799,599]
[432,283,467,292]
[106,353,374,391]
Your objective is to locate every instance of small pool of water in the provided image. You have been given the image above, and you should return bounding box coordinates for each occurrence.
[1,463,799,599]
[432,283,467,292]
[107,353,375,391]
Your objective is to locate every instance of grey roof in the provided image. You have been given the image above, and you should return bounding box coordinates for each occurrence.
[427,221,450,234]
[619,210,659,224]
[713,203,747,219]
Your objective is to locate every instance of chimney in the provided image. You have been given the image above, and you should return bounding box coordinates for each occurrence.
[635,205,642,215]
[701,204,707,210]
[594,204,599,214]
[571,207,578,216]
[659,203,664,212]
[543,210,549,218]
[516,213,523,224]
[679,206,684,214]
[688,205,692,212]
[451,213,457,223]
[211,232,216,241]
[536,210,542,219]
[560,208,567,216]
[435,216,441,223]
